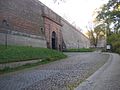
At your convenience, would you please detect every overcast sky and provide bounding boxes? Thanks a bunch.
[39,0,108,33]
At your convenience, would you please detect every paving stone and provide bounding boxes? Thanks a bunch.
[0,52,109,90]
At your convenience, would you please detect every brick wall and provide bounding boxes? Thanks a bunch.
[0,33,46,47]
[0,0,45,35]
[43,12,62,51]
[0,0,90,49]
[0,0,47,47]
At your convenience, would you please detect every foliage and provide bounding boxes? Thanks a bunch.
[95,0,120,54]
[0,45,67,63]
[107,33,120,44]
[112,41,120,54]
[107,34,120,54]
[96,0,120,34]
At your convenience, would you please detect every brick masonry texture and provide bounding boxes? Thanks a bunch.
[0,33,46,47]
[0,0,46,47]
[0,0,90,49]
[0,0,44,36]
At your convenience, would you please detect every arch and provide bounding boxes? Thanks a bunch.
[51,31,57,49]
[2,20,9,27]
[2,20,7,25]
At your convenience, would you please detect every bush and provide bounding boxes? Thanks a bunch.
[107,34,120,54]
[112,41,120,54]
[116,48,120,54]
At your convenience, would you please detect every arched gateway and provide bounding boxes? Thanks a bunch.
[51,31,57,49]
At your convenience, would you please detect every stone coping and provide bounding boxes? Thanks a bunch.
[0,59,42,69]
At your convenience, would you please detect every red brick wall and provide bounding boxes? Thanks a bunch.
[0,0,44,36]
[0,0,63,50]
[0,0,47,47]
[44,17,62,51]
[0,12,44,36]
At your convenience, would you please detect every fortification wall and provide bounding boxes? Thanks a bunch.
[0,33,46,47]
[0,0,90,49]
[61,19,90,49]
[0,0,47,47]
[43,6,62,50]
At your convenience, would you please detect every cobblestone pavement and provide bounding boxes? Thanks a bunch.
[75,53,120,90]
[0,52,109,90]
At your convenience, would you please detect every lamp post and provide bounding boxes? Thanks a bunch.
[93,33,97,48]
[2,20,9,48]
[86,40,87,48]
[5,24,9,49]
[77,40,79,50]
[105,24,107,51]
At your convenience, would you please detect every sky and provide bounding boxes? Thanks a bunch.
[39,0,108,33]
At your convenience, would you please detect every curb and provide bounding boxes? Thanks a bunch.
[75,53,113,90]
[0,59,42,69]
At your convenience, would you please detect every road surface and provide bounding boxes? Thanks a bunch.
[75,53,120,90]
[0,52,109,90]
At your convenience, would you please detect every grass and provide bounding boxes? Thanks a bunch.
[0,45,67,74]
[64,48,95,52]
[0,45,67,63]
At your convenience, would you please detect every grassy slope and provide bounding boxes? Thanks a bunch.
[0,45,67,63]
[64,48,95,52]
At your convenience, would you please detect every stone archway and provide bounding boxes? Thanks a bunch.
[51,31,57,49]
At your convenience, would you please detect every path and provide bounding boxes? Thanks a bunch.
[75,53,120,90]
[0,52,109,90]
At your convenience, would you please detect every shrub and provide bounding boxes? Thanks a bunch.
[107,34,120,54]
[112,41,120,54]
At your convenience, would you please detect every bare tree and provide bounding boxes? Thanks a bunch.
[86,23,106,47]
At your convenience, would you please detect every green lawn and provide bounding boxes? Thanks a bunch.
[0,45,67,63]
[64,48,95,52]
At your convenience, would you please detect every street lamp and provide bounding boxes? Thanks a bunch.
[2,20,9,48]
[93,33,97,48]
[105,24,107,51]
[77,40,79,50]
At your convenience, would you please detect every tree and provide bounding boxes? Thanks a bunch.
[96,0,120,54]
[96,0,120,34]
[87,24,106,47]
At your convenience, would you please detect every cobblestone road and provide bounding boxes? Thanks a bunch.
[75,53,120,90]
[0,52,109,90]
